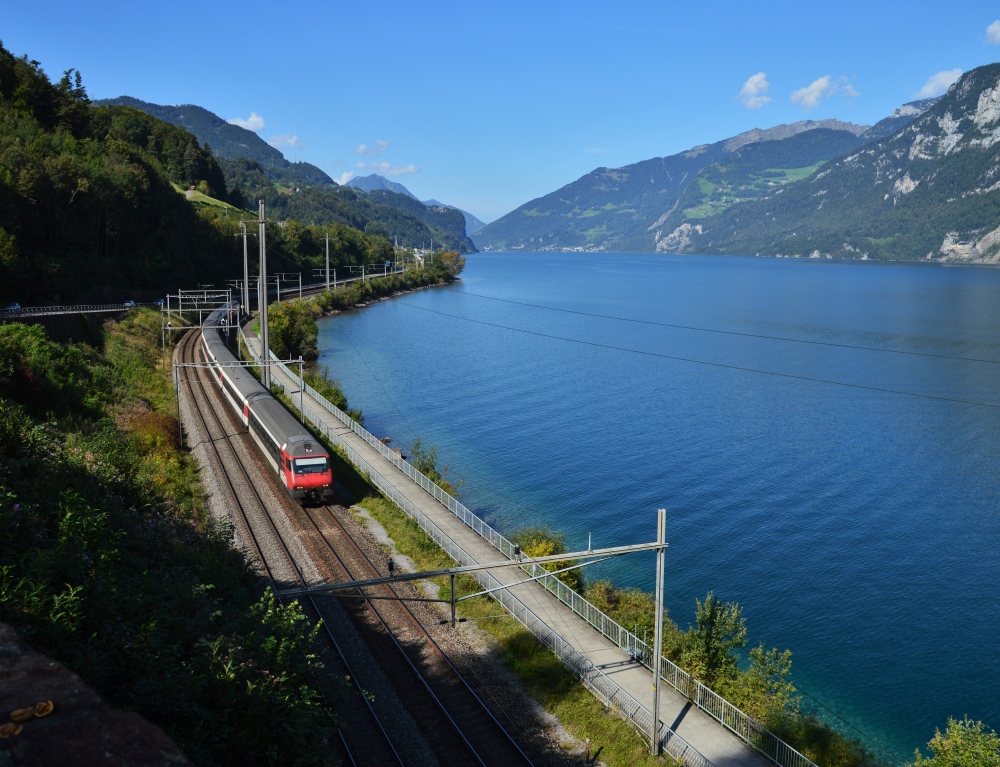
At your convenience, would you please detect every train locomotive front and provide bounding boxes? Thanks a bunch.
[201,304,335,504]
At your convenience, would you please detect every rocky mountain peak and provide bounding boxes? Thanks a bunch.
[723,119,869,152]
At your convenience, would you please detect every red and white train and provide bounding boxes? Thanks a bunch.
[201,304,335,504]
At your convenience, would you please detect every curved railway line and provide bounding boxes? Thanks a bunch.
[177,326,538,767]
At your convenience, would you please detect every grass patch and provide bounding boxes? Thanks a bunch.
[763,162,825,183]
[351,493,679,766]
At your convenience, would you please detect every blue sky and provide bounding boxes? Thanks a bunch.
[5,1,1000,222]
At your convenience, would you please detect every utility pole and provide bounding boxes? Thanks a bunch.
[238,221,250,319]
[258,200,271,390]
[650,508,667,756]
[324,232,331,293]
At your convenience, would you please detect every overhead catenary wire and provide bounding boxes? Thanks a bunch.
[448,288,1000,366]
[396,300,1000,411]
[331,297,916,761]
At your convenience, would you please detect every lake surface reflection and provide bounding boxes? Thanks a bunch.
[316,252,1000,761]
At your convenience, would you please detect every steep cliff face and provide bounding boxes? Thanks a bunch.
[665,64,1000,262]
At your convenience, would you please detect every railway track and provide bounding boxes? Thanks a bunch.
[304,504,535,767]
[177,328,404,766]
[176,327,536,766]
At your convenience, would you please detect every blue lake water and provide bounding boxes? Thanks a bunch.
[315,252,1000,762]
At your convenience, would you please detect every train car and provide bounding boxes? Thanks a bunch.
[201,304,335,504]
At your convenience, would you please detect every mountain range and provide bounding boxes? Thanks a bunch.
[655,64,1000,261]
[469,80,1000,263]
[96,98,477,253]
[347,174,487,235]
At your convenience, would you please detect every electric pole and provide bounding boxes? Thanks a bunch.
[238,221,250,319]
[651,508,667,755]
[259,200,272,390]
[324,232,331,293]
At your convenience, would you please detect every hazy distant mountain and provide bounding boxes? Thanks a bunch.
[346,174,418,198]
[96,96,335,186]
[659,65,1000,262]
[95,99,476,252]
[472,106,939,253]
[346,175,486,236]
[423,199,487,235]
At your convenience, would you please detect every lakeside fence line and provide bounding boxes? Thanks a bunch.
[241,326,816,767]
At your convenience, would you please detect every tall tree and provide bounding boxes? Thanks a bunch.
[682,591,747,687]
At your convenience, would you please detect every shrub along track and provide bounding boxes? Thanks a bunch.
[176,327,548,766]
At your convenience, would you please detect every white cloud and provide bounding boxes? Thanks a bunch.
[917,69,963,98]
[267,133,304,151]
[987,20,1000,44]
[842,82,860,99]
[227,111,265,132]
[790,76,834,110]
[355,140,390,156]
[355,161,418,176]
[739,72,772,109]
[583,146,608,154]
[335,172,355,185]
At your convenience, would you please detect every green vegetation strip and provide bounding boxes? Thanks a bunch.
[0,310,334,766]
[353,495,677,767]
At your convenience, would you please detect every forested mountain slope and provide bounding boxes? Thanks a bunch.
[662,64,1000,262]
[472,119,877,253]
[651,128,867,241]
[99,99,476,253]
[0,45,238,302]
[98,96,334,186]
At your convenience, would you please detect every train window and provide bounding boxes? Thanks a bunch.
[293,457,328,475]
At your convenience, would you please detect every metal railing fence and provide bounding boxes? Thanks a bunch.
[241,328,816,767]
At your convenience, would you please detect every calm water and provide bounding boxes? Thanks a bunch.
[316,253,1000,761]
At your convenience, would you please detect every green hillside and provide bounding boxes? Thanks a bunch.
[0,46,238,303]
[98,96,334,186]
[663,64,1000,262]
[100,98,476,253]
[473,141,732,252]
[0,41,463,305]
[653,128,865,238]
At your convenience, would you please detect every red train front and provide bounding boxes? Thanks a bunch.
[281,434,335,503]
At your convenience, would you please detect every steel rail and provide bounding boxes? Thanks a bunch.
[308,504,535,767]
[178,329,403,767]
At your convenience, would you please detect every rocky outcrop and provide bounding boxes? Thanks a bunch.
[937,225,1000,262]
[0,623,192,767]
[655,222,703,252]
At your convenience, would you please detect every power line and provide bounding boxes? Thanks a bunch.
[396,300,1000,410]
[448,288,1000,366]
[344,334,422,446]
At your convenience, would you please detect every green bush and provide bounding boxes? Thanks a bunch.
[0,316,336,766]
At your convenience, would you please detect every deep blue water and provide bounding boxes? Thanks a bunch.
[316,252,1000,762]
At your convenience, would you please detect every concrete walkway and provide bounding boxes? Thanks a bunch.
[244,331,772,767]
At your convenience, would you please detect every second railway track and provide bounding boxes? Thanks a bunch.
[176,326,537,767]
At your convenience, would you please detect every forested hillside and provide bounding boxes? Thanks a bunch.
[0,41,470,305]
[652,128,866,238]
[99,98,477,254]
[662,64,1000,261]
[472,110,951,254]
[98,96,335,186]
[0,43,238,303]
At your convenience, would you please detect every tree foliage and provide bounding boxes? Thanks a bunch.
[0,314,336,766]
[911,718,1000,767]
[510,526,585,592]
[410,436,462,497]
[680,591,748,687]
[0,40,234,304]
